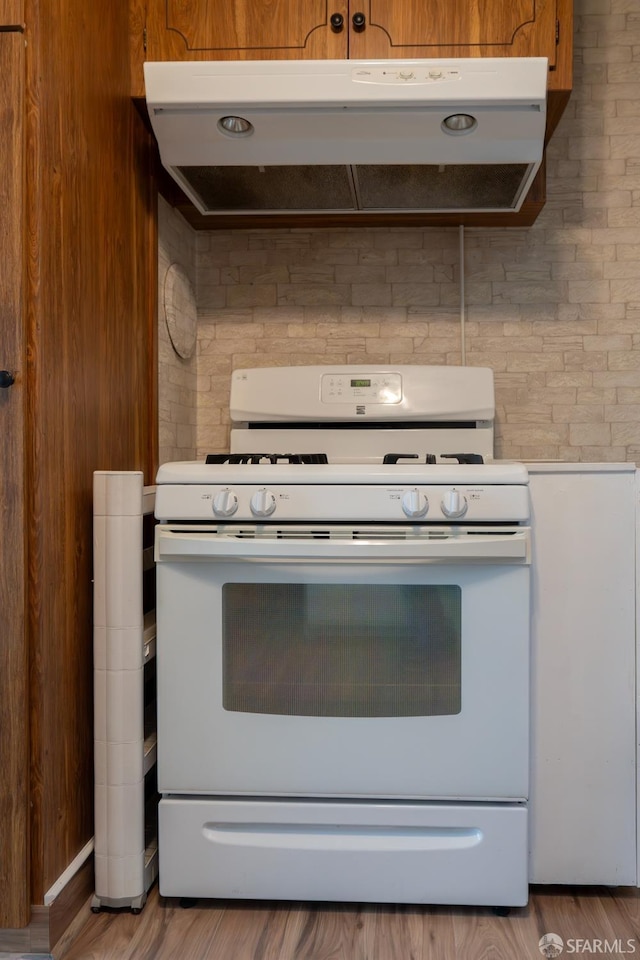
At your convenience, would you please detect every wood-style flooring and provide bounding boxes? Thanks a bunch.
[59,885,639,960]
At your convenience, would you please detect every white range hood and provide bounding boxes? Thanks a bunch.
[144,57,548,217]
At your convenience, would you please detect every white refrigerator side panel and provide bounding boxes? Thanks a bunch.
[528,468,637,884]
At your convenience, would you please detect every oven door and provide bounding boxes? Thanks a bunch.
[155,525,530,802]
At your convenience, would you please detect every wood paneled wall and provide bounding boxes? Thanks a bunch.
[23,0,157,903]
[0,28,29,929]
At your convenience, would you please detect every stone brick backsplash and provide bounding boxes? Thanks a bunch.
[158,198,198,464]
[157,0,640,464]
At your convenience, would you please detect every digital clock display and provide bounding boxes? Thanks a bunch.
[351,379,371,387]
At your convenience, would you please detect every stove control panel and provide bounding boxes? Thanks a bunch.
[159,482,530,524]
[320,372,402,404]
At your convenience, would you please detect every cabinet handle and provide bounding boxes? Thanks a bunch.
[352,11,366,30]
[0,370,15,388]
[330,12,344,31]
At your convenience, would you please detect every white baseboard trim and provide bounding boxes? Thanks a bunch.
[43,839,94,906]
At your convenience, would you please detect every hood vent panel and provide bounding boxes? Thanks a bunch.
[177,165,356,212]
[146,58,548,218]
[176,163,533,214]
[358,164,531,211]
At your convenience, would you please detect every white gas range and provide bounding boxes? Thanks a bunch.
[154,365,531,907]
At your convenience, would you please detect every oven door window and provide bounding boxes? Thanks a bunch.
[222,583,461,718]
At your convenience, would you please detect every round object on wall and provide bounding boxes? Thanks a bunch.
[163,262,197,360]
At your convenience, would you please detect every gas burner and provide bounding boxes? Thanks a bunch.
[383,453,419,464]
[383,454,436,464]
[205,452,329,465]
[441,453,484,464]
[382,453,484,465]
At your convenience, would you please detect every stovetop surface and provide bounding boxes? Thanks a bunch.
[156,458,529,487]
[206,452,486,465]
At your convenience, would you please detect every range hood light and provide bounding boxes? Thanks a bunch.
[218,116,254,137]
[442,114,478,135]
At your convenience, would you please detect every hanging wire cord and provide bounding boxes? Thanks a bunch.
[459,224,466,366]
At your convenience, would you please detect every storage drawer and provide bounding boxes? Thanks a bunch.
[159,797,528,906]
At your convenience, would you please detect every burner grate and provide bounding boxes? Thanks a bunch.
[383,454,439,464]
[383,453,484,464]
[441,453,484,464]
[206,452,485,465]
[206,452,329,465]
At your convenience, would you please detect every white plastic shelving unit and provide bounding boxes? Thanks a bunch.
[92,471,158,912]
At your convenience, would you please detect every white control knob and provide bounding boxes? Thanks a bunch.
[212,489,238,518]
[250,488,277,517]
[402,488,429,519]
[441,489,468,519]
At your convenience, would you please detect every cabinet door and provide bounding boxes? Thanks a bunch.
[0,29,29,928]
[145,0,348,63]
[349,0,558,68]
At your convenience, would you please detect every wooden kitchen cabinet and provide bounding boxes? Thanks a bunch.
[135,0,572,106]
[351,0,558,64]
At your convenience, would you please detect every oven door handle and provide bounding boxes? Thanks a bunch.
[156,529,531,564]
